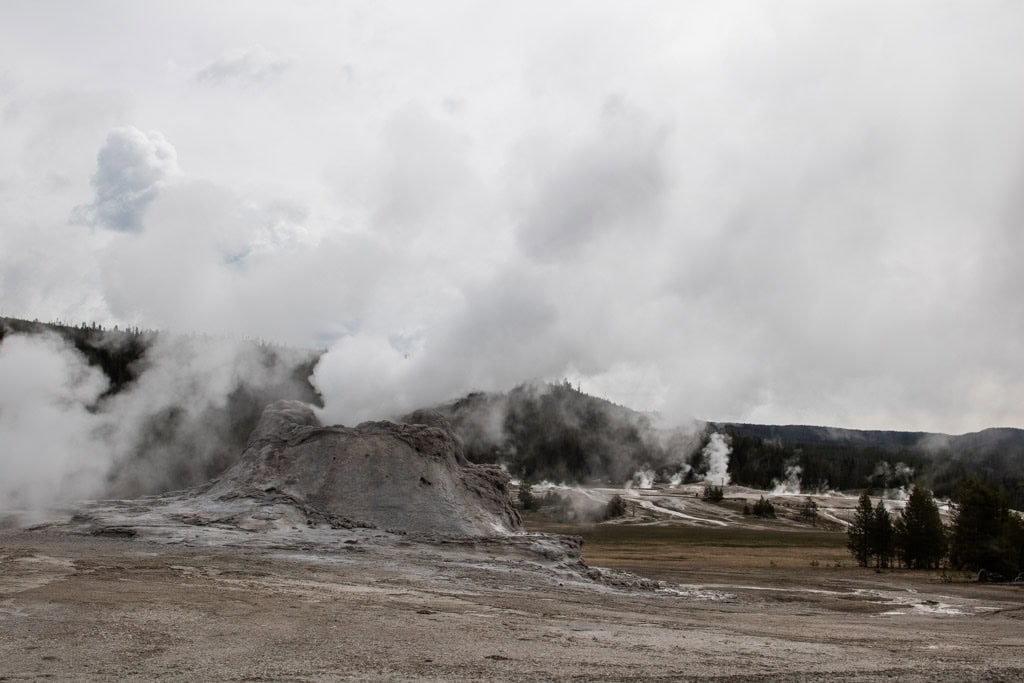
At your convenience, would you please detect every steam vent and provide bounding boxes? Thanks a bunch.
[207,401,522,536]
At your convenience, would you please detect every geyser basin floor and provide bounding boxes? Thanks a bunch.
[2,526,1023,682]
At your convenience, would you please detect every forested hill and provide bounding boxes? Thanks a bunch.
[428,382,693,485]
[716,421,1024,456]
[1,316,151,394]
[432,384,1024,508]
[712,422,1024,507]
[0,316,320,401]
[713,423,934,451]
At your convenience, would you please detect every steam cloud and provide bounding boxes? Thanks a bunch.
[871,461,915,500]
[433,381,706,486]
[4,5,1022,436]
[0,334,110,511]
[3,4,1024,512]
[529,482,610,522]
[772,464,803,495]
[195,45,290,87]
[701,433,732,486]
[73,127,180,232]
[0,330,316,512]
[626,466,656,490]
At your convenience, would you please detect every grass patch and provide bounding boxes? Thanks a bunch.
[526,518,850,580]
[530,519,845,549]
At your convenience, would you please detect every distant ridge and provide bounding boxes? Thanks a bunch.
[434,386,1024,507]
[715,421,1024,457]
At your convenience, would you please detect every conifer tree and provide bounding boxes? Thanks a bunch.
[847,491,873,567]
[894,485,945,569]
[800,497,819,526]
[950,478,1016,575]
[871,500,894,568]
[752,496,775,518]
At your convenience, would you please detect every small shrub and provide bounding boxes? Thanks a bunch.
[752,496,775,518]
[701,485,724,503]
[604,494,627,520]
[800,497,819,525]
[518,483,538,511]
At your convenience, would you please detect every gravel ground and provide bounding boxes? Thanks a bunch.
[1,526,1023,682]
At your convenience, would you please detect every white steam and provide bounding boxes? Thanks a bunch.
[701,433,732,486]
[885,486,911,502]
[771,464,803,495]
[0,334,110,510]
[3,5,1024,435]
[530,481,610,522]
[625,466,656,490]
[871,460,915,500]
[0,331,316,512]
[99,334,315,496]
[668,465,691,488]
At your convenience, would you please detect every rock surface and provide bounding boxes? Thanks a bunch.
[206,400,522,536]
[54,401,523,541]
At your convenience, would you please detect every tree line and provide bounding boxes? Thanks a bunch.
[1,317,152,394]
[723,432,927,496]
[437,384,1024,508]
[723,425,1024,510]
[847,478,1024,578]
[441,382,937,492]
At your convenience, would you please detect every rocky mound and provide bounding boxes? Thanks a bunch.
[204,401,522,536]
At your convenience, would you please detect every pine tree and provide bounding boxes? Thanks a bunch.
[894,485,946,569]
[517,483,537,511]
[800,497,819,526]
[604,494,627,520]
[1004,514,1024,577]
[702,485,724,503]
[871,501,894,568]
[950,478,1014,575]
[752,496,775,518]
[847,491,873,567]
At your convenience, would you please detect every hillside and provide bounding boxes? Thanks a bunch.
[0,316,151,395]
[0,316,322,499]
[717,422,1024,506]
[718,421,1024,459]
[4,316,1023,507]
[427,381,701,485]
[432,384,1024,508]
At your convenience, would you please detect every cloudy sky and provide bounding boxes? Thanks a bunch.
[2,1,1024,433]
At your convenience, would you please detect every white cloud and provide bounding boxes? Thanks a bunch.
[0,334,109,509]
[75,127,179,232]
[510,97,670,261]
[2,3,1024,432]
[195,45,290,87]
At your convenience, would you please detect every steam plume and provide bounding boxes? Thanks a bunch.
[772,464,803,495]
[870,460,915,500]
[0,329,317,512]
[626,466,656,490]
[701,433,732,486]
[0,334,109,511]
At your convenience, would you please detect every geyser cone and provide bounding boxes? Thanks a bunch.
[207,401,522,536]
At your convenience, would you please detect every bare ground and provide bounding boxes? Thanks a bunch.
[2,517,1023,682]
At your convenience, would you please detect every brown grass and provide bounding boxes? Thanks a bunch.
[526,517,865,585]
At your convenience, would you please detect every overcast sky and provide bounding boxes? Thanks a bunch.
[2,1,1024,433]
